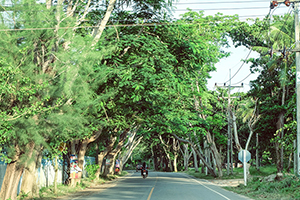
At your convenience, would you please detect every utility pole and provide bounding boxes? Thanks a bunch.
[215,69,243,175]
[270,0,300,176]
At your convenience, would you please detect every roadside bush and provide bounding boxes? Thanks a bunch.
[85,164,100,180]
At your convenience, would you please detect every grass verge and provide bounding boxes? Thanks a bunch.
[185,165,300,200]
[224,175,300,200]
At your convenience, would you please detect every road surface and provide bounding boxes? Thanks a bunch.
[70,171,251,200]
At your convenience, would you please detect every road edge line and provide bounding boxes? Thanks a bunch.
[181,173,231,200]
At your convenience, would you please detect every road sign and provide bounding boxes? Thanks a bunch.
[238,150,251,163]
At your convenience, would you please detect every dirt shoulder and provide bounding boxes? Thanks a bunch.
[54,172,133,200]
[206,179,244,187]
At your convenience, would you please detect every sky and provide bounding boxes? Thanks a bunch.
[171,0,292,92]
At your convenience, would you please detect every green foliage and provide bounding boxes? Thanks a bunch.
[85,164,100,181]
[227,175,300,200]
[1,0,284,198]
[18,191,29,200]
[228,11,296,170]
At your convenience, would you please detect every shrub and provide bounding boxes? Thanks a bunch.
[85,164,100,180]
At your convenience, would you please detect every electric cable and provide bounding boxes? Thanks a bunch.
[215,8,273,85]
[270,6,293,48]
[3,14,281,24]
[0,5,290,13]
[173,0,271,5]
[233,55,296,86]
[268,5,279,47]
[0,1,277,7]
[0,13,284,32]
[220,5,292,86]
[232,73,252,85]
[0,1,293,89]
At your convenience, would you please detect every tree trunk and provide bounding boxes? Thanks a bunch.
[181,144,190,171]
[76,139,89,182]
[0,160,24,200]
[193,79,223,176]
[181,144,188,171]
[103,148,122,176]
[206,132,223,177]
[69,130,102,185]
[172,138,180,172]
[46,0,52,9]
[95,151,107,178]
[54,155,58,194]
[204,141,209,175]
[102,131,127,176]
[211,152,217,176]
[163,149,172,171]
[192,147,199,172]
[159,135,173,172]
[160,155,164,170]
[173,152,178,172]
[256,132,260,171]
[173,133,218,177]
[152,145,159,171]
[0,152,24,200]
[276,113,284,173]
[231,112,242,152]
[95,136,117,179]
[91,0,117,48]
[0,143,35,200]
[103,152,116,176]
[20,148,42,198]
[287,152,293,173]
[119,136,143,172]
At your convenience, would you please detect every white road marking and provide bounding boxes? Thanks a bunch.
[181,174,231,200]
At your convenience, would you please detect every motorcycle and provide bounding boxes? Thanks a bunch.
[142,168,148,179]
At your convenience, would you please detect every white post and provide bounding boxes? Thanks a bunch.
[243,150,247,186]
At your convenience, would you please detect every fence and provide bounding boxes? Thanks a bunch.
[0,156,95,194]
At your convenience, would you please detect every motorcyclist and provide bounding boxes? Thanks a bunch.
[141,162,148,176]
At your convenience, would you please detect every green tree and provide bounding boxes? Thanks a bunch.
[229,13,296,173]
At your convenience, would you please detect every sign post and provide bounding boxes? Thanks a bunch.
[238,150,251,186]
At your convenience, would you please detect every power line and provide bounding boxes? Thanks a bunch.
[2,12,288,32]
[2,13,282,24]
[173,6,284,12]
[173,0,271,5]
[267,6,279,47]
[0,23,164,31]
[227,5,294,89]
[232,73,253,85]
[233,49,297,86]
[271,6,293,48]
[221,5,292,85]
[0,20,248,31]
[226,48,253,83]
[0,1,276,7]
[217,8,273,85]
[0,5,290,13]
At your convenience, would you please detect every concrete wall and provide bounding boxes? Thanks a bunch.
[0,160,7,192]
[0,156,95,193]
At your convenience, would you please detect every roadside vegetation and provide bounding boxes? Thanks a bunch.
[226,175,300,200]
[185,165,300,200]
[27,171,128,200]
[185,164,277,179]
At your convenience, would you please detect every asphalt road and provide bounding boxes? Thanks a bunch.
[71,171,252,200]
